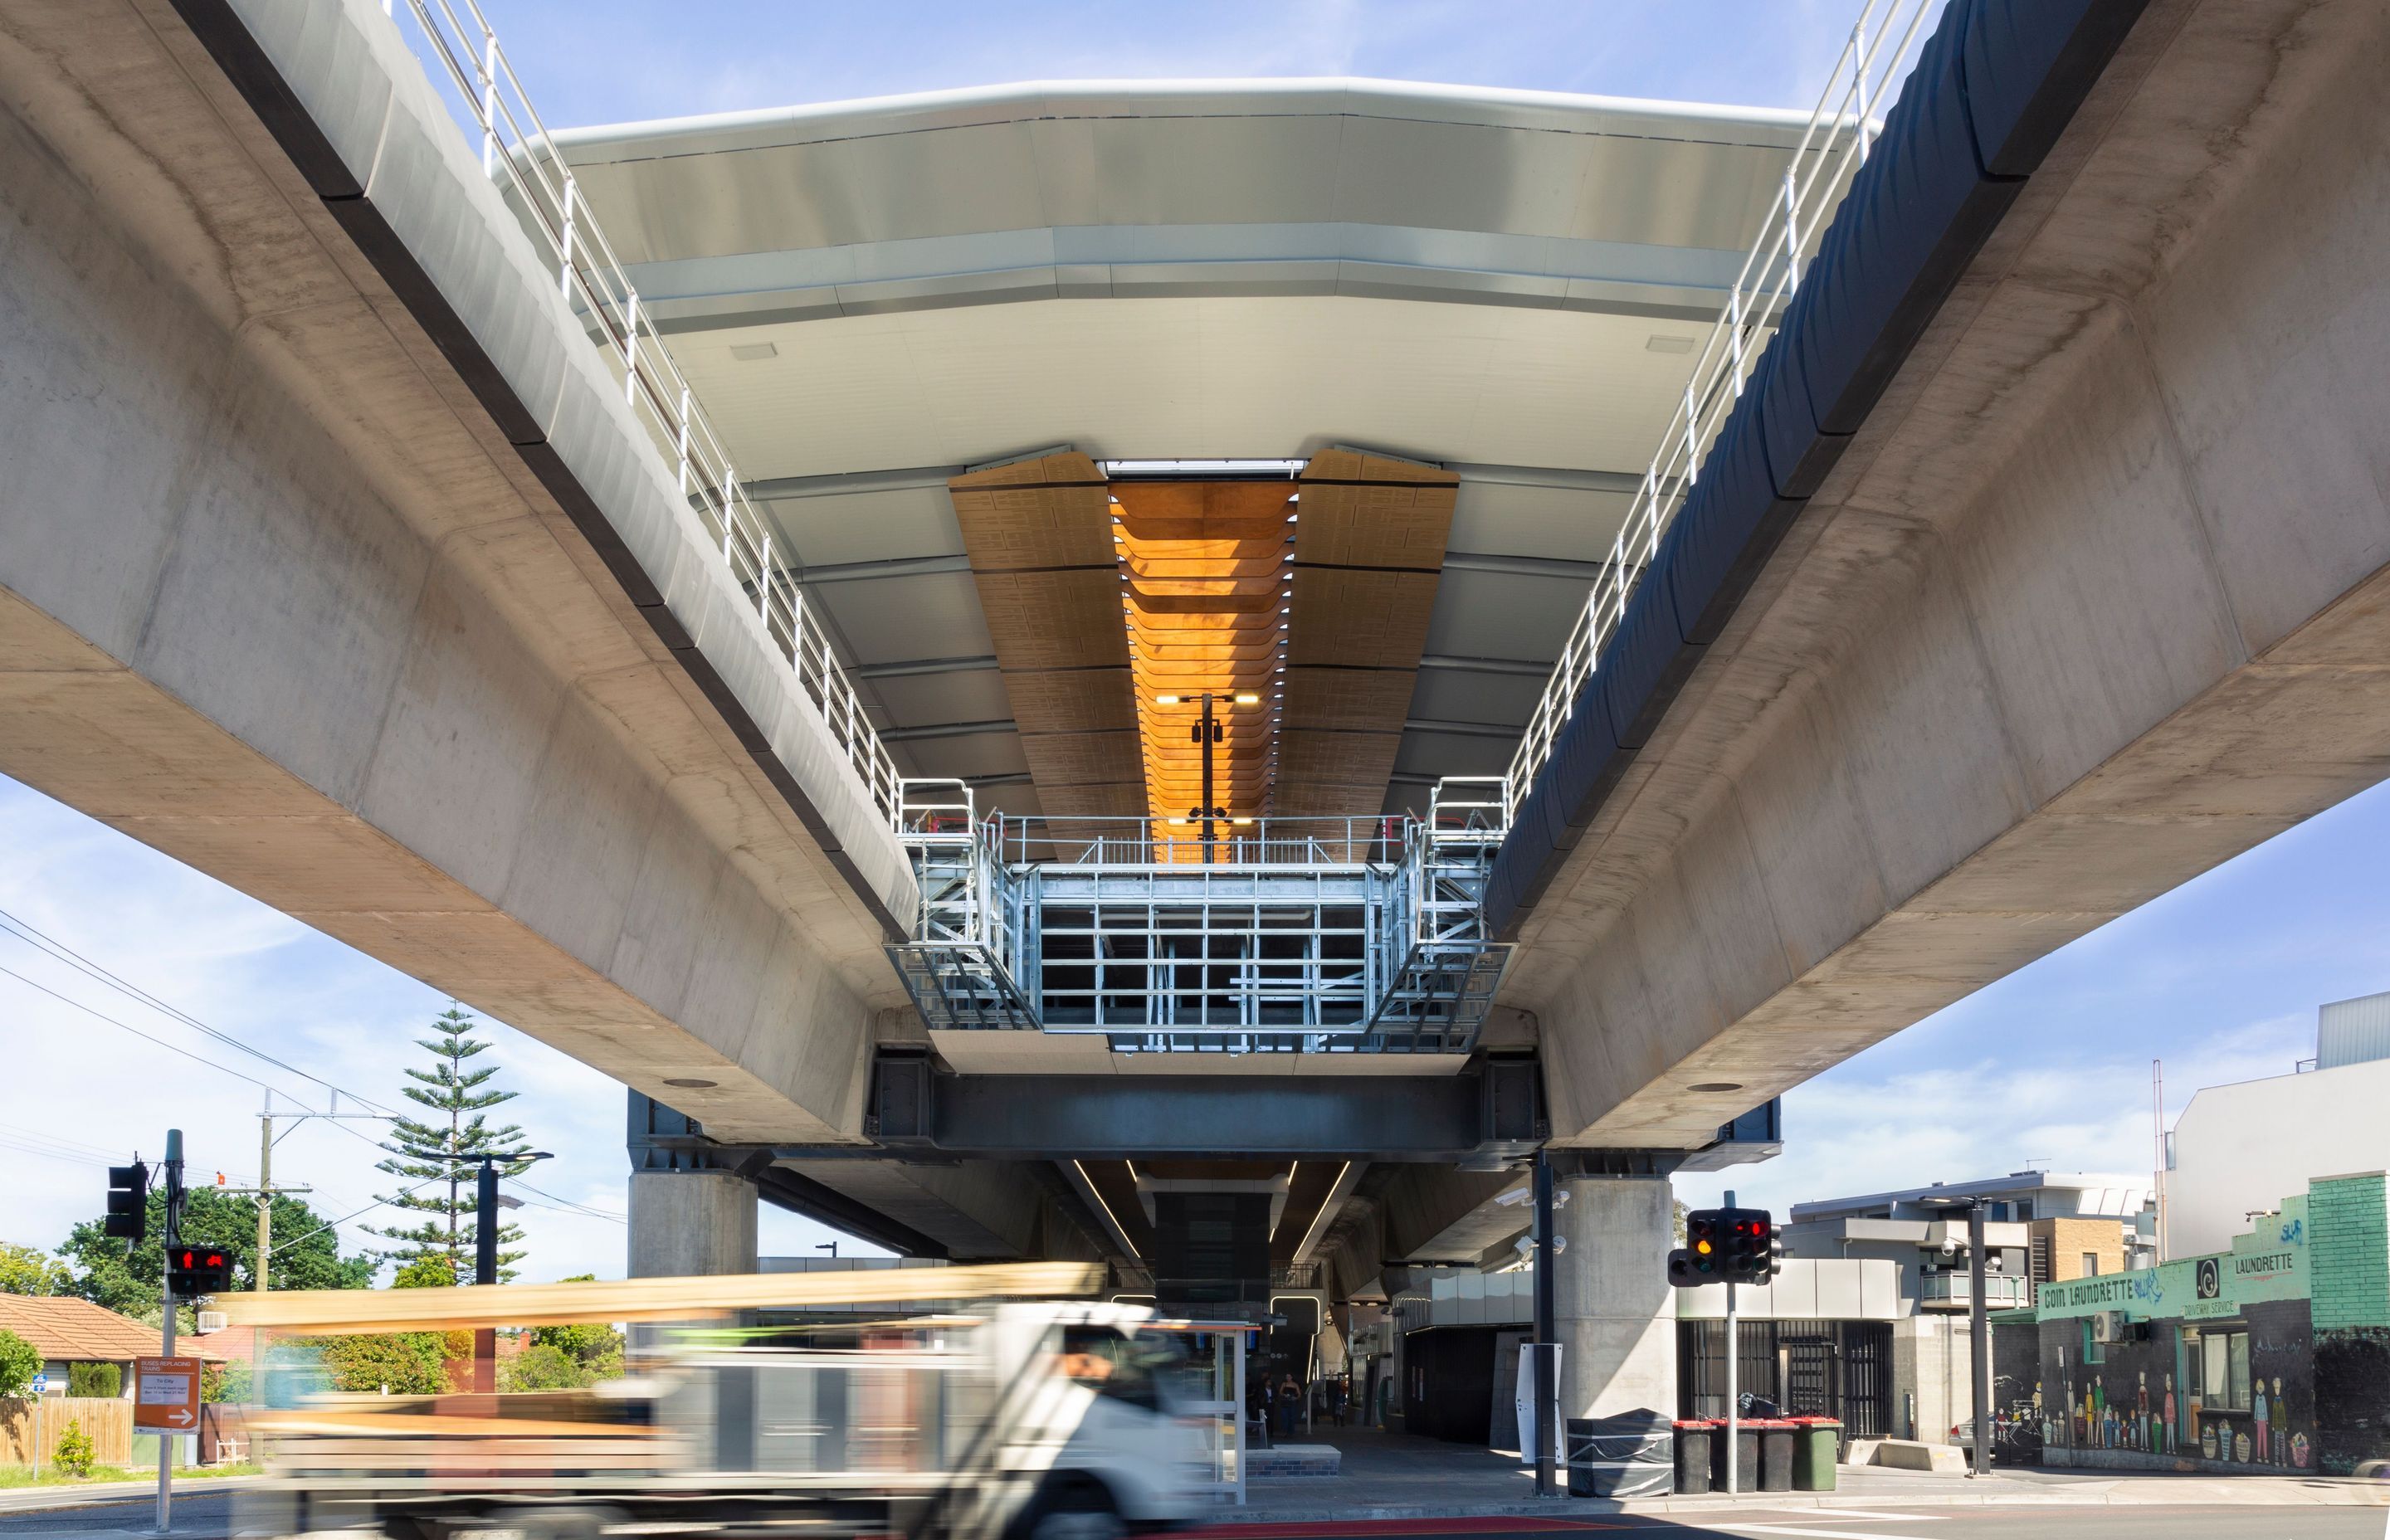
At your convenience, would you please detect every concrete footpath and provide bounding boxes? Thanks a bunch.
[0,1479,258,1516]
[1212,1428,2390,1523]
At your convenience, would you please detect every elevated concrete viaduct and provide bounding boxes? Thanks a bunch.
[5,0,2388,1444]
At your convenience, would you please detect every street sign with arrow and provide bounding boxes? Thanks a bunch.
[134,1356,200,1431]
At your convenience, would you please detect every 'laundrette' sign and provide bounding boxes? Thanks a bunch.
[2036,1196,2308,1323]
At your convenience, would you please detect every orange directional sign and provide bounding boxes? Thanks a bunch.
[134,1356,200,1430]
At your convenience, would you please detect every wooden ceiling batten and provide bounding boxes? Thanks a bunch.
[1282,450,1460,819]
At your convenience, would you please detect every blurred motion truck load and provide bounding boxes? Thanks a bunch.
[222,1266,1212,1540]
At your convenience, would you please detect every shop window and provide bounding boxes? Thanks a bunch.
[2201,1329,2251,1412]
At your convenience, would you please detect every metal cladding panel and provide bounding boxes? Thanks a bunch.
[1814,1259,1866,1321]
[1481,801,1544,939]
[1753,283,1845,500]
[223,0,385,196]
[1785,0,2022,438]
[1661,369,1807,646]
[2319,990,2390,1070]
[1597,569,1700,751]
[1546,678,1627,836]
[1963,0,2151,178]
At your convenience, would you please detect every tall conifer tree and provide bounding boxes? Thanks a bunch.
[369,1006,534,1280]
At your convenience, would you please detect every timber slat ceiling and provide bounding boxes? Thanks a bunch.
[1282,450,1457,817]
[953,448,1454,839]
[1115,480,1294,850]
[949,453,1139,823]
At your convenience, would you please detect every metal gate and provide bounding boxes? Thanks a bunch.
[1677,1320,1890,1443]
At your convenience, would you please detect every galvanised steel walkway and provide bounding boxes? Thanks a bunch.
[887,781,1512,1055]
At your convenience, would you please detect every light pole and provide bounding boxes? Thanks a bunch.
[472,1151,551,1394]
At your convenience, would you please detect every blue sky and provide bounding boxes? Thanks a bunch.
[7,0,2384,1280]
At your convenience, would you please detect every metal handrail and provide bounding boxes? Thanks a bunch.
[392,0,903,821]
[1500,0,1936,813]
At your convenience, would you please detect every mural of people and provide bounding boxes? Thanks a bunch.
[2137,1371,2151,1451]
[2254,1376,2270,1463]
[2162,1372,2177,1455]
[2270,1377,2290,1467]
[2093,1375,2108,1448]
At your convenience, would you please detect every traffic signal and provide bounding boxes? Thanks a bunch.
[1670,1206,1781,1286]
[105,1162,149,1240]
[1719,1207,1780,1283]
[167,1245,235,1298]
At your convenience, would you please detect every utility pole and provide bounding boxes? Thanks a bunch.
[1531,1149,1556,1498]
[1968,1201,1991,1478]
[214,1093,315,1294]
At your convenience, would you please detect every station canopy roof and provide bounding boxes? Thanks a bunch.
[552,79,1823,822]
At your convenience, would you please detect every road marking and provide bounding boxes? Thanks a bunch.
[1785,1510,1944,1523]
[1710,1526,1946,1540]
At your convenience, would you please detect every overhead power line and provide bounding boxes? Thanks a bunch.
[0,907,399,1115]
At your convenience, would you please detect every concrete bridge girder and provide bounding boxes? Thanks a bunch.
[0,0,912,1144]
[1515,0,2390,1148]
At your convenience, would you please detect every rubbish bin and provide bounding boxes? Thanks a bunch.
[1746,1418,1793,1491]
[1788,1416,1841,1491]
[1672,1420,1714,1494]
[1567,1410,1672,1497]
[1709,1420,1759,1491]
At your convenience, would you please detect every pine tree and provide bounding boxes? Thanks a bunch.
[368,1006,534,1280]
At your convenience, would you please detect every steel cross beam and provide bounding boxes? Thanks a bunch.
[856,1051,1544,1161]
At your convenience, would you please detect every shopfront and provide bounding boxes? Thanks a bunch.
[2028,1177,2388,1474]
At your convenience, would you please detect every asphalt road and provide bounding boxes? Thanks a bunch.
[2,1497,2384,1540]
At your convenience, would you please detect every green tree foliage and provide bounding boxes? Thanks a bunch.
[57,1187,374,1315]
[0,1241,71,1296]
[0,1328,38,1397]
[500,1342,587,1391]
[501,1274,624,1390]
[52,1418,95,1477]
[66,1362,120,1398]
[368,1006,534,1282]
[202,1359,252,1404]
[315,1333,449,1396]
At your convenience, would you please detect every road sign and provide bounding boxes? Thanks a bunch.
[133,1357,200,1431]
[27,1371,45,1396]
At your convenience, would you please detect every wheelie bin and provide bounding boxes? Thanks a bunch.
[1753,1418,1797,1492]
[1789,1416,1841,1490]
[1672,1420,1714,1494]
[1708,1420,1759,1491]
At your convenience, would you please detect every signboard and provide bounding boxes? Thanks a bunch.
[2036,1196,2309,1324]
[27,1371,44,1396]
[133,1356,199,1431]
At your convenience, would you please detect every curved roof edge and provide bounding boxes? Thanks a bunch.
[551,76,1822,163]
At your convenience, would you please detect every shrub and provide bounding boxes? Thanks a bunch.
[53,1418,95,1477]
[500,1342,588,1392]
[316,1333,449,1396]
[0,1329,37,1398]
[67,1362,120,1399]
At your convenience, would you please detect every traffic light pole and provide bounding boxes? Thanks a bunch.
[155,1128,182,1535]
[1723,1187,1738,1497]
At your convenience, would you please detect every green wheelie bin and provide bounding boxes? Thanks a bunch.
[1789,1416,1842,1491]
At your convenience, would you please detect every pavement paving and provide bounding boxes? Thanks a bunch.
[1215,1426,2390,1524]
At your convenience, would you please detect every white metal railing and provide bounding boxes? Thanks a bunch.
[1500,0,1937,813]
[391,0,902,821]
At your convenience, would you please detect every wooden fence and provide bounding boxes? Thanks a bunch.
[0,1396,134,1468]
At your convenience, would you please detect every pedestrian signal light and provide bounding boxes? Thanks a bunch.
[105,1162,149,1241]
[168,1246,235,1298]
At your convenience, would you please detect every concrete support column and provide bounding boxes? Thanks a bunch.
[628,1171,759,1278]
[1554,1176,1676,1418]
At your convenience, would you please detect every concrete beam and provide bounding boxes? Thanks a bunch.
[0,0,907,1142]
[1510,0,2390,1146]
